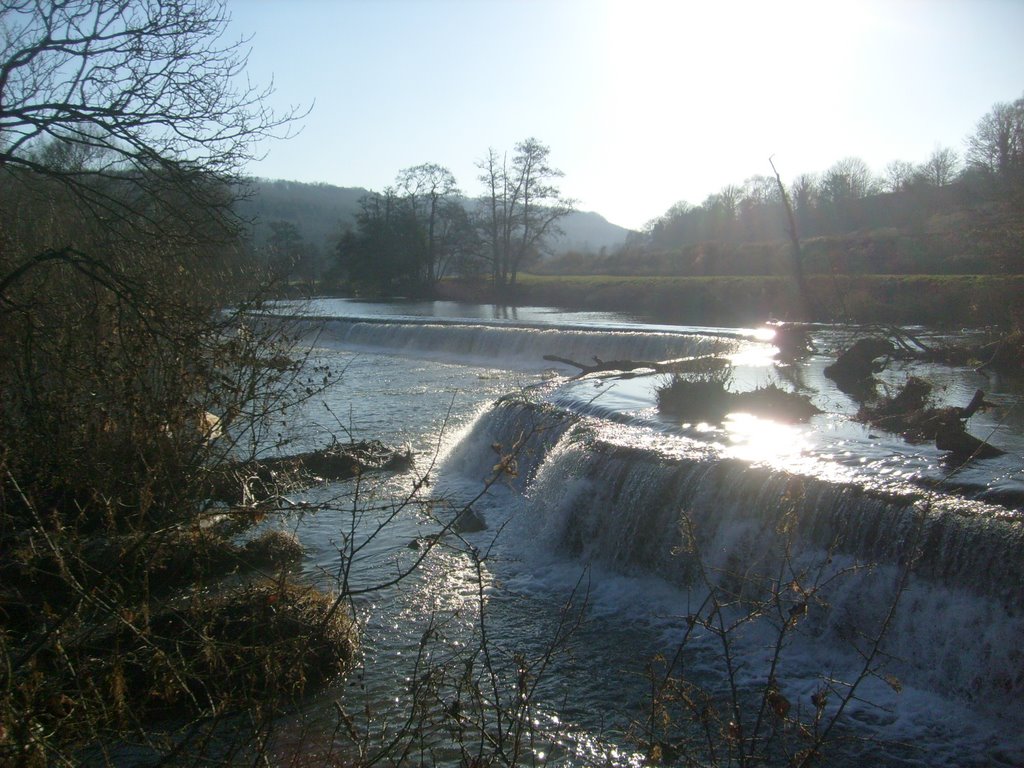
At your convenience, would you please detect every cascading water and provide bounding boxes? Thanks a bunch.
[452,397,1024,711]
[270,300,1023,766]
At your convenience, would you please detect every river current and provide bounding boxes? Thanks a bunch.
[253,298,1022,767]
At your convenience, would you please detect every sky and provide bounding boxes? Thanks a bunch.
[226,0,1024,231]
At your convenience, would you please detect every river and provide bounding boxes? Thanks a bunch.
[252,298,1023,767]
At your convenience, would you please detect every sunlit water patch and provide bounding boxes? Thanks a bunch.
[250,301,1024,767]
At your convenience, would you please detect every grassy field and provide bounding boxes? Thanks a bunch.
[439,274,1024,327]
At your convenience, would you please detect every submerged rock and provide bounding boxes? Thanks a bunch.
[771,323,815,360]
[452,507,486,533]
[824,337,895,398]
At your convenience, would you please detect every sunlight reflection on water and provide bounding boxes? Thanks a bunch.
[721,411,811,464]
[260,302,1024,767]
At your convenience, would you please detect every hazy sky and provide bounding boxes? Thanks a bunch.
[227,0,1024,230]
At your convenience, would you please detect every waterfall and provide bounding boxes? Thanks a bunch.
[439,395,579,492]
[456,398,1024,601]
[448,396,1024,707]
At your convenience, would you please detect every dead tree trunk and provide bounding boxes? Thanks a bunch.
[770,157,819,322]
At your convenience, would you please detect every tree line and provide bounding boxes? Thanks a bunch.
[330,138,575,294]
[270,92,1023,291]
[541,93,1024,278]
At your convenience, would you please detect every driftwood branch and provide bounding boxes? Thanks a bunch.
[544,354,725,380]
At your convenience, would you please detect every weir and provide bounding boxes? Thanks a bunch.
[444,396,1024,707]
[274,302,1024,763]
[292,315,733,368]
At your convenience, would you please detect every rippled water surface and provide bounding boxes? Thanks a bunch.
[256,299,1023,767]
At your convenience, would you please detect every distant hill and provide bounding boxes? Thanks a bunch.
[239,178,631,256]
[238,178,367,250]
[548,209,630,254]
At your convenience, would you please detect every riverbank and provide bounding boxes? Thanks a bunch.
[435,274,1024,328]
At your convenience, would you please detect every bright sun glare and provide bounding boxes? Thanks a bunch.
[723,411,810,464]
[597,0,872,223]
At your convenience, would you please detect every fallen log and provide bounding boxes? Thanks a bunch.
[936,426,1006,460]
[956,389,989,420]
[858,379,1003,460]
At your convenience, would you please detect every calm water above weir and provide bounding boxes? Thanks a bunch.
[260,298,1023,767]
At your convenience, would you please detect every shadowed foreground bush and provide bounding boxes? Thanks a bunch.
[96,581,356,716]
[1,580,356,764]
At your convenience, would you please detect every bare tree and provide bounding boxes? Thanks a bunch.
[395,162,461,286]
[789,172,818,234]
[0,0,300,245]
[918,146,960,187]
[965,95,1024,174]
[820,157,877,204]
[477,146,508,285]
[743,174,781,206]
[476,138,574,288]
[882,159,916,193]
[697,184,743,241]
[962,94,1024,275]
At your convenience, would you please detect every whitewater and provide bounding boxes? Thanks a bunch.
[258,298,1023,767]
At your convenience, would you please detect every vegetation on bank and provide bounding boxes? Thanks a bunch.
[0,2,368,763]
[328,140,575,295]
[268,92,1024,331]
[537,227,1013,279]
